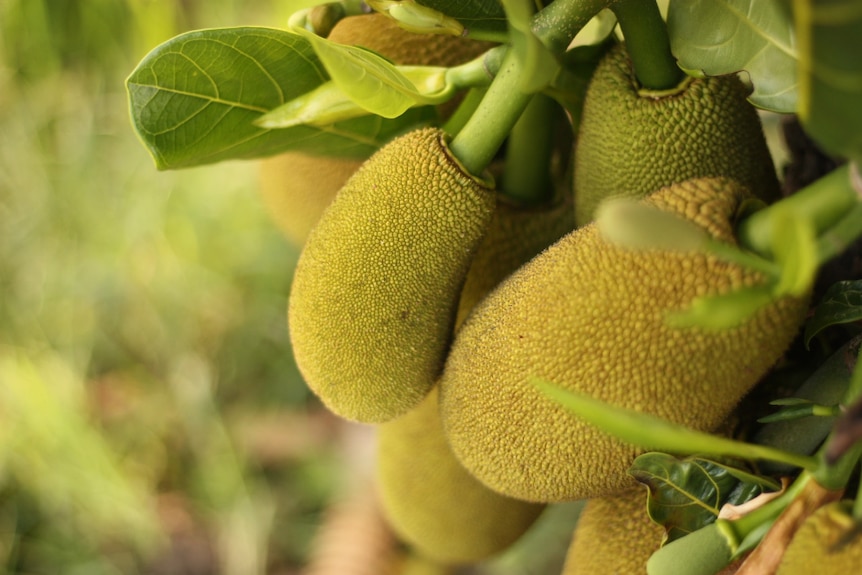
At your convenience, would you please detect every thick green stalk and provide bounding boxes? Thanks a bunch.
[611,0,685,90]
[450,0,614,175]
[502,93,556,204]
[449,49,531,176]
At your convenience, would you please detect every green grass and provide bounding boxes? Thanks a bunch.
[0,1,340,573]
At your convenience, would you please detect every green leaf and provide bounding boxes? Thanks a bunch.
[667,0,798,112]
[757,398,840,423]
[665,284,776,330]
[532,378,818,470]
[796,0,862,162]
[804,280,862,345]
[596,198,709,252]
[772,208,818,296]
[630,453,775,543]
[127,27,431,169]
[412,0,509,35]
[298,27,433,117]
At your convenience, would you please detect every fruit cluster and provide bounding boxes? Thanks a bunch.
[267,13,815,575]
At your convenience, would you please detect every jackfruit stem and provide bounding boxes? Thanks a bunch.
[611,0,685,91]
[450,0,614,175]
[739,164,861,259]
[502,93,556,205]
[449,50,532,176]
[533,0,616,54]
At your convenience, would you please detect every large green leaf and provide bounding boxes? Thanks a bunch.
[796,0,862,162]
[804,280,862,345]
[667,0,798,112]
[127,27,431,169]
[630,453,777,544]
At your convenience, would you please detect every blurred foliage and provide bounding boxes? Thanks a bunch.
[0,1,347,573]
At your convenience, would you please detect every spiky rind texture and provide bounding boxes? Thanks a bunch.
[289,128,496,423]
[377,387,544,564]
[456,196,575,329]
[777,501,862,574]
[573,43,780,226]
[439,177,808,502]
[562,488,664,575]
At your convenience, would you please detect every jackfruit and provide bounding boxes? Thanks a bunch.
[776,501,862,574]
[377,386,545,563]
[456,195,575,328]
[439,177,808,502]
[258,13,494,246]
[572,42,780,226]
[561,488,663,575]
[288,127,495,423]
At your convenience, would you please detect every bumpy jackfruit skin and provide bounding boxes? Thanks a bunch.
[288,128,495,423]
[377,386,545,564]
[439,177,809,502]
[259,153,362,246]
[561,488,664,575]
[777,501,862,575]
[257,14,493,246]
[572,43,780,226]
[455,196,576,328]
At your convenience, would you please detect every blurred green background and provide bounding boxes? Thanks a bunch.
[0,1,354,573]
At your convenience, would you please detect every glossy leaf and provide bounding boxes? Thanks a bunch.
[630,453,776,543]
[804,280,862,345]
[796,0,862,162]
[126,27,431,169]
[667,0,798,112]
[532,379,818,470]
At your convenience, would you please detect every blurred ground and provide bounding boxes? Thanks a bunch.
[0,1,358,573]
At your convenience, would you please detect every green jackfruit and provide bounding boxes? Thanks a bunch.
[439,177,808,502]
[572,43,780,226]
[777,501,862,575]
[288,128,495,423]
[561,488,663,575]
[257,14,493,246]
[377,386,544,564]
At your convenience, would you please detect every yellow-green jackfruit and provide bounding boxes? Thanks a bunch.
[456,196,575,328]
[288,128,495,423]
[777,501,862,574]
[439,177,808,502]
[572,43,780,226]
[377,386,545,564]
[257,13,494,246]
[561,488,664,575]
